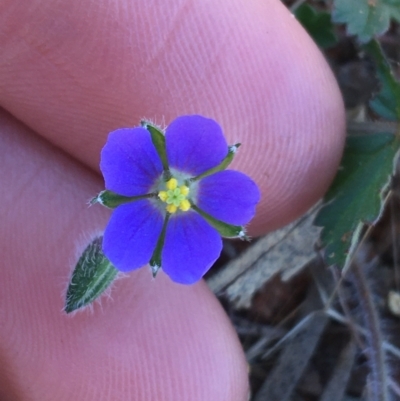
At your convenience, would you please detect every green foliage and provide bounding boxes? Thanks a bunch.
[315,38,400,269]
[364,40,400,120]
[65,237,118,313]
[315,133,400,269]
[295,4,338,48]
[332,0,400,43]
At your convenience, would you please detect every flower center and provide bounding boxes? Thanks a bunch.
[158,178,191,214]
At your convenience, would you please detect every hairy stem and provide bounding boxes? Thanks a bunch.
[351,261,388,401]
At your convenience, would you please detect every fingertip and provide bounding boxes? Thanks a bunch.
[0,110,249,401]
[226,0,346,235]
[0,0,345,236]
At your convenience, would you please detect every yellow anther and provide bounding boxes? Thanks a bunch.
[158,179,191,214]
[180,185,190,196]
[166,178,178,190]
[166,204,177,214]
[158,191,167,202]
[179,199,191,211]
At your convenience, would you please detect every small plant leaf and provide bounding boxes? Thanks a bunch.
[364,40,400,120]
[332,0,400,43]
[295,4,338,49]
[314,133,400,269]
[65,237,118,313]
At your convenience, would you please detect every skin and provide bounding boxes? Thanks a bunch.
[0,0,345,400]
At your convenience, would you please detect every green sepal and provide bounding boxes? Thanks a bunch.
[65,237,118,313]
[141,120,170,173]
[91,190,153,209]
[190,144,241,182]
[192,204,247,239]
[149,214,170,277]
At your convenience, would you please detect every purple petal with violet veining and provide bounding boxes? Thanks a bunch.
[100,127,163,196]
[103,200,163,272]
[162,211,222,284]
[165,115,228,177]
[197,170,260,226]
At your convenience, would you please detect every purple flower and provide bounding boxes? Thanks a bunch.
[97,115,260,284]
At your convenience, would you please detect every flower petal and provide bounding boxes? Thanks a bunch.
[196,170,260,225]
[165,115,228,177]
[100,127,163,196]
[103,200,163,272]
[162,212,222,284]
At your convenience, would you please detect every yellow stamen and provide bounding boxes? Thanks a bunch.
[179,199,191,211]
[166,204,177,214]
[158,191,167,202]
[180,186,189,196]
[166,178,178,190]
[158,179,191,214]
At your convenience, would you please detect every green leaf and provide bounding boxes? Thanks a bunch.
[65,237,118,313]
[332,0,400,43]
[364,40,400,120]
[192,205,247,239]
[314,133,400,269]
[295,4,338,49]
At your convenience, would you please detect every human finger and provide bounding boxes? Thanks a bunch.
[0,109,248,401]
[0,0,345,235]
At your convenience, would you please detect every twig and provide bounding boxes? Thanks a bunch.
[325,308,400,360]
[351,260,388,401]
[347,121,399,135]
[332,266,364,348]
[320,339,357,401]
[255,312,328,401]
[322,224,374,312]
[390,193,400,290]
